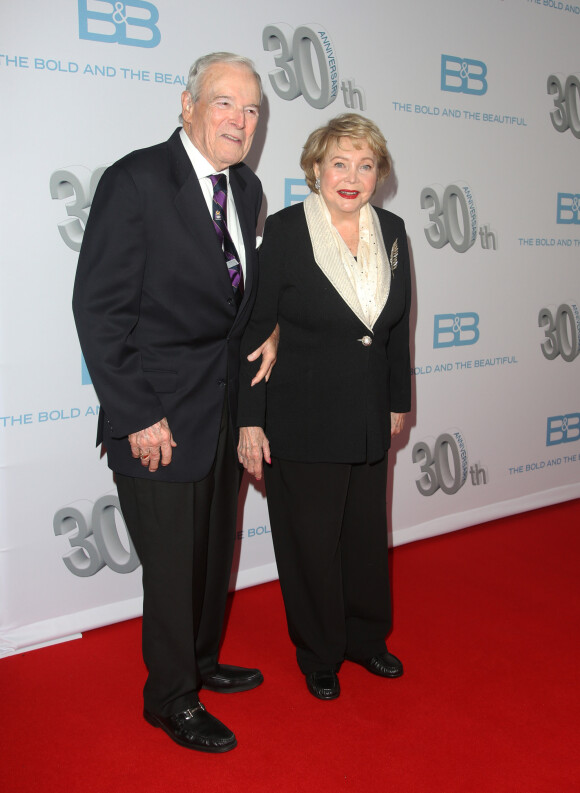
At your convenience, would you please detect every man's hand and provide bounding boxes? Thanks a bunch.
[247,324,279,386]
[128,417,177,472]
[238,426,271,480]
[391,412,405,437]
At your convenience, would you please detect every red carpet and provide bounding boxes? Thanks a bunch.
[1,499,579,792]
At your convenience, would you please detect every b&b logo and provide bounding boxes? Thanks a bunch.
[433,313,480,348]
[556,193,580,224]
[78,0,161,48]
[81,355,93,385]
[284,178,309,207]
[441,55,488,96]
[546,414,580,446]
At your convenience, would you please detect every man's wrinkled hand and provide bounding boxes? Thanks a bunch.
[128,417,177,472]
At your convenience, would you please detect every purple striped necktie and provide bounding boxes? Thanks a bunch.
[209,173,243,304]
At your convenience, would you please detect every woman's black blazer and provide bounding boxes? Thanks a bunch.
[238,201,411,464]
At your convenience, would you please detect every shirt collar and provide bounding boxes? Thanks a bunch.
[179,128,229,182]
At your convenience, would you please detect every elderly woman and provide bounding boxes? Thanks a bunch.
[237,113,411,700]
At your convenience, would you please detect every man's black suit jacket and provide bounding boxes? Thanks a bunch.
[238,201,411,464]
[73,128,263,482]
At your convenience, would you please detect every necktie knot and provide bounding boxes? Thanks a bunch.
[210,173,227,191]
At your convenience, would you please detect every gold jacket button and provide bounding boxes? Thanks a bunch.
[360,335,372,347]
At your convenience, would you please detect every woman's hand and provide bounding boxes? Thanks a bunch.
[238,426,271,480]
[390,412,405,437]
[247,324,280,386]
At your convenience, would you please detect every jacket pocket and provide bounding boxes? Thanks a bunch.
[143,369,178,393]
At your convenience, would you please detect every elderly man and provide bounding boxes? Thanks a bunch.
[73,53,275,753]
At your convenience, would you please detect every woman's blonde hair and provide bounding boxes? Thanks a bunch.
[300,113,391,193]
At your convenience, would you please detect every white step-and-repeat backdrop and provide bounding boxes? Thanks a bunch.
[1,0,579,656]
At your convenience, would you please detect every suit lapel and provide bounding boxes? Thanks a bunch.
[372,210,401,330]
[302,199,393,334]
[168,130,236,293]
